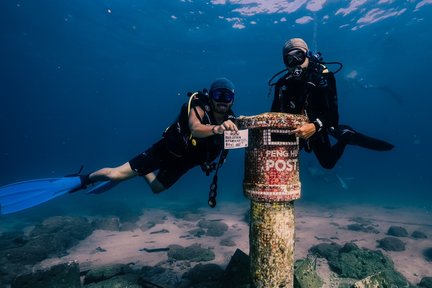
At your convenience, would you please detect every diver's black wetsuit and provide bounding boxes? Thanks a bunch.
[271,64,347,169]
[129,93,230,188]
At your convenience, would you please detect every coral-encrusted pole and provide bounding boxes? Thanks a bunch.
[237,112,307,288]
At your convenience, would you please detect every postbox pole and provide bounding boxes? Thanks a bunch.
[237,112,307,288]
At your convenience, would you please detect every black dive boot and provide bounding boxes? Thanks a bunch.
[330,125,394,151]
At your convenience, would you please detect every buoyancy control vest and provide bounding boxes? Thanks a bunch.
[163,91,210,157]
[273,63,338,124]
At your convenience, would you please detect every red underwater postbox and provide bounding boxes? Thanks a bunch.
[237,112,308,202]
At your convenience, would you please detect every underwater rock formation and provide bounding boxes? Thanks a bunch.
[0,216,94,285]
[412,230,428,239]
[347,217,379,234]
[423,247,432,262]
[83,263,134,285]
[180,263,224,287]
[294,257,323,288]
[347,223,380,234]
[197,219,229,237]
[377,236,406,251]
[387,226,409,237]
[352,272,390,288]
[11,262,81,288]
[309,242,409,287]
[419,277,432,288]
[167,243,215,262]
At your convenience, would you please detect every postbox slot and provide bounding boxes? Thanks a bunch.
[271,132,296,143]
[263,129,298,146]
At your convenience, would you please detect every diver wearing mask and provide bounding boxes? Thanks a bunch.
[271,38,393,169]
[283,45,310,79]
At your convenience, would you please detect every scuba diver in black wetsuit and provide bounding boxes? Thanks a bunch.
[270,38,394,169]
[79,78,238,206]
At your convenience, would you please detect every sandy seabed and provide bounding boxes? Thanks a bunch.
[37,201,432,286]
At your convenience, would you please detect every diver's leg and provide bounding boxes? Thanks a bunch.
[331,125,394,151]
[73,162,136,192]
[89,162,137,182]
[143,172,166,194]
[312,133,347,169]
[146,164,188,194]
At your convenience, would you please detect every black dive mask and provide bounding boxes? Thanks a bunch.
[283,49,306,67]
[284,49,307,79]
[210,88,234,103]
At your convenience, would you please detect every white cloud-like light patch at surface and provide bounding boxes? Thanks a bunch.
[296,16,314,24]
[210,0,320,29]
[356,7,406,26]
[209,0,330,15]
[335,0,368,17]
[211,0,227,4]
[206,0,429,30]
[213,0,311,16]
[225,17,246,29]
[415,0,432,10]
[306,0,327,12]
[378,0,395,4]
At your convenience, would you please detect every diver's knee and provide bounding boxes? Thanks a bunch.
[149,181,166,194]
[319,161,336,170]
[151,186,166,194]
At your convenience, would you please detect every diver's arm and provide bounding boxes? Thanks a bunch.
[188,106,237,138]
[318,72,339,129]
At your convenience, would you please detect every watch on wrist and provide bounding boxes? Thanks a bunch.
[313,118,323,132]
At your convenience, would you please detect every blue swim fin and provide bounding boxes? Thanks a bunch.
[0,177,82,215]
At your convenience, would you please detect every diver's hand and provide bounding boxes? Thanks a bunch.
[213,120,238,134]
[291,123,316,139]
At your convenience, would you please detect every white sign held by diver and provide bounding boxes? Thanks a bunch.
[224,129,248,149]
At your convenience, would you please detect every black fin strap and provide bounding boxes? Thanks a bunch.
[69,174,91,194]
[65,165,84,177]
[65,165,97,193]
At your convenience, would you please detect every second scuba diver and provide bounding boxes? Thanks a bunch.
[79,77,238,206]
[270,38,394,169]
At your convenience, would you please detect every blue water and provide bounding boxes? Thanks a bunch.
[1,1,431,220]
